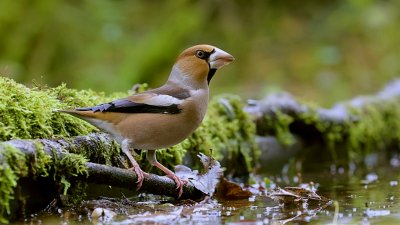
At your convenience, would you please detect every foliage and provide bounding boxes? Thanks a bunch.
[0,144,27,223]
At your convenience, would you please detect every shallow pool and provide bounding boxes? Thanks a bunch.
[12,158,400,225]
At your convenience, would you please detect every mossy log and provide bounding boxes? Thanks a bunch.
[246,79,400,168]
[6,136,204,198]
[0,135,205,223]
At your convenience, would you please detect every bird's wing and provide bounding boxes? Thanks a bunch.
[75,92,185,114]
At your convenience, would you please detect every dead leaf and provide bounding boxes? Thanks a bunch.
[214,177,252,200]
[175,153,223,195]
[268,186,331,209]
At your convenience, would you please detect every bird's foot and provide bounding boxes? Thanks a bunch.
[166,172,188,198]
[129,166,148,190]
[145,150,188,197]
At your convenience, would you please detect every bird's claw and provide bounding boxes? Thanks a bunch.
[167,173,188,198]
[130,166,148,190]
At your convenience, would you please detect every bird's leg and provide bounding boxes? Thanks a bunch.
[121,139,146,190]
[146,150,187,198]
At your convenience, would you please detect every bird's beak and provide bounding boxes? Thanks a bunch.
[209,47,235,70]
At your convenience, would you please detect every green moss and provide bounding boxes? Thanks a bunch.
[30,141,52,177]
[346,100,400,156]
[0,144,28,223]
[181,95,259,175]
[0,76,134,141]
[65,181,88,205]
[266,110,296,146]
[0,140,92,222]
[52,150,88,195]
[311,99,400,163]
[67,135,121,166]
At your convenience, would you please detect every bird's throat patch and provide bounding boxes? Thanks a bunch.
[207,69,217,84]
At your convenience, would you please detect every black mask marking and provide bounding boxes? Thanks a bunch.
[207,68,217,84]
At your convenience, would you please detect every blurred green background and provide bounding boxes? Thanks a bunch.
[0,0,399,105]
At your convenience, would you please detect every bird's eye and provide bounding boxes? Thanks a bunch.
[195,50,207,59]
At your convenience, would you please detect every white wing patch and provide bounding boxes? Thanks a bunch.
[145,94,184,106]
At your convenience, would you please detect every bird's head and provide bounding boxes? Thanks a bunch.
[169,44,234,88]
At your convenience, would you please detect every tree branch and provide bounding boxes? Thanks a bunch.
[3,138,205,200]
[84,162,204,199]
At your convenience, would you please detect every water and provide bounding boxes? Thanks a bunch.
[302,168,400,224]
[12,163,400,224]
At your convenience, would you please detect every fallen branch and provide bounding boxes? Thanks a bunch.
[84,162,204,199]
[3,137,205,200]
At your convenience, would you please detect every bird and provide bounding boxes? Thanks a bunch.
[59,44,234,197]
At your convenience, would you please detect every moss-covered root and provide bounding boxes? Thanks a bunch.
[0,144,28,223]
[0,140,89,223]
[0,138,210,222]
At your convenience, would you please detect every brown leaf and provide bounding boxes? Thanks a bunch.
[268,186,331,209]
[214,177,252,200]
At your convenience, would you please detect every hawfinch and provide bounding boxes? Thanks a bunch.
[60,44,234,197]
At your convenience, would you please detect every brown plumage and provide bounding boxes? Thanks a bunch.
[60,44,234,197]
